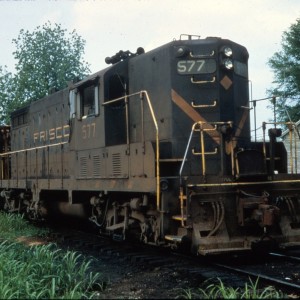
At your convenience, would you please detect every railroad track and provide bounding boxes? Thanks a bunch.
[209,250,300,295]
[46,225,300,297]
[213,261,300,293]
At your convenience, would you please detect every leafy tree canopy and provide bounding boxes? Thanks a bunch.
[0,66,17,125]
[0,22,90,124]
[267,18,300,123]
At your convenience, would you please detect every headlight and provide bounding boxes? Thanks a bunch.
[223,58,233,70]
[223,46,233,57]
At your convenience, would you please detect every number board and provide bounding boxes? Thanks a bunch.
[177,59,216,75]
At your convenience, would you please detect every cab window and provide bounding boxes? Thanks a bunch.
[69,83,99,120]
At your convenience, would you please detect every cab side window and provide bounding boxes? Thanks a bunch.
[69,83,99,120]
[82,85,96,116]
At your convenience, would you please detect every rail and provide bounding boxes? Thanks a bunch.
[103,90,160,210]
[214,262,300,292]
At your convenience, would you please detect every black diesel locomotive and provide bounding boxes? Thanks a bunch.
[1,35,300,255]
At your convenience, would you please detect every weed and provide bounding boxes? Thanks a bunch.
[178,277,285,299]
[0,213,104,299]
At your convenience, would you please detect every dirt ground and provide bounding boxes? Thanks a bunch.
[18,235,198,299]
[96,259,197,299]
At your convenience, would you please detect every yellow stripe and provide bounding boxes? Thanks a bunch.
[171,89,220,144]
[171,89,204,123]
[235,108,249,138]
[225,106,250,154]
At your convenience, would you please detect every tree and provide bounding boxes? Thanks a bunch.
[267,18,300,123]
[0,22,90,124]
[0,66,17,124]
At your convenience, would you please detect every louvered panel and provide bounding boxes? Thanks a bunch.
[93,155,101,177]
[79,156,88,178]
[112,153,121,177]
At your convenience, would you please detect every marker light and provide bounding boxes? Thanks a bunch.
[223,47,233,57]
[220,46,233,57]
[223,58,233,70]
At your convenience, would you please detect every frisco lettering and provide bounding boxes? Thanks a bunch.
[33,125,70,143]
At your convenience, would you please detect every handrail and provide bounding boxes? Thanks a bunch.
[103,90,160,210]
[179,127,194,186]
[191,76,216,84]
[191,100,217,108]
[0,141,68,183]
[0,141,68,157]
[179,121,232,181]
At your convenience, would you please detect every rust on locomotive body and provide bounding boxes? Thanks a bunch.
[0,35,300,256]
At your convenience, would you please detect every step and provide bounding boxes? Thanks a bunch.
[106,223,124,231]
[164,235,183,243]
[172,215,187,221]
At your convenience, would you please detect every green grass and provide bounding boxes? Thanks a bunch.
[0,212,48,240]
[178,277,286,299]
[0,212,103,299]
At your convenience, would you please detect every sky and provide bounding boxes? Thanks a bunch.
[0,0,300,139]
